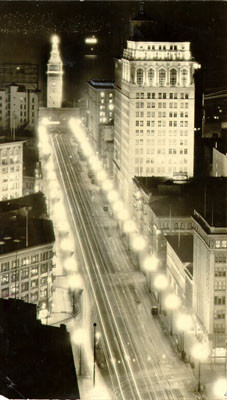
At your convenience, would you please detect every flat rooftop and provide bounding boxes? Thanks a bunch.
[0,215,55,254]
[88,79,114,89]
[166,234,193,263]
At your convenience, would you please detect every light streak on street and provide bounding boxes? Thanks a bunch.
[49,131,196,400]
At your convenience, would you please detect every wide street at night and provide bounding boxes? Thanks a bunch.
[50,131,196,400]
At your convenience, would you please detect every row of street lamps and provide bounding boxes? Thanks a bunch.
[39,119,227,399]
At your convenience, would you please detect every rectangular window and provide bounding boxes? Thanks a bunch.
[21,282,29,292]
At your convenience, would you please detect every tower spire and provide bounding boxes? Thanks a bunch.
[47,34,63,108]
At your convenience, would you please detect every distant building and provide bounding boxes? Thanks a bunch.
[0,63,39,90]
[0,201,55,314]
[0,298,79,399]
[87,80,114,173]
[47,35,63,108]
[114,9,200,207]
[212,145,227,177]
[0,138,24,201]
[0,84,39,133]
[192,209,227,351]
[203,89,227,138]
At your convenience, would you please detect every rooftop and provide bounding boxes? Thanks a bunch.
[0,136,25,145]
[0,215,55,255]
[0,298,79,399]
[134,177,227,227]
[88,79,114,89]
[166,234,193,263]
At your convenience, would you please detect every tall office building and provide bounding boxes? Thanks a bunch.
[47,35,63,108]
[114,9,200,205]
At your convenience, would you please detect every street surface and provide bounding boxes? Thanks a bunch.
[51,132,196,400]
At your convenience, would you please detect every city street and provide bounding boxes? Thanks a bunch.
[50,132,197,400]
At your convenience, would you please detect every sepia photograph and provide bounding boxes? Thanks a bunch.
[0,1,226,399]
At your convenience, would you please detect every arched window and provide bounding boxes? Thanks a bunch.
[181,69,189,86]
[159,69,166,86]
[136,68,144,86]
[170,69,177,86]
[148,68,155,86]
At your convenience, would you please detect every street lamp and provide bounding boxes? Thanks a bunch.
[153,273,169,313]
[176,312,193,359]
[164,293,181,335]
[107,190,119,203]
[213,377,227,399]
[191,342,209,392]
[143,254,159,292]
[131,234,146,252]
[102,179,113,192]
[71,328,85,376]
[93,322,97,387]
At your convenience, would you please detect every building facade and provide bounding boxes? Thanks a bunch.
[0,139,24,200]
[87,80,114,170]
[192,210,227,351]
[0,84,38,133]
[212,146,227,177]
[0,216,55,314]
[47,35,63,108]
[114,14,200,206]
[0,63,39,90]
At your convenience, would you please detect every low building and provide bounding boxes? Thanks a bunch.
[192,208,227,352]
[0,138,24,201]
[166,234,193,303]
[0,197,55,314]
[0,298,79,399]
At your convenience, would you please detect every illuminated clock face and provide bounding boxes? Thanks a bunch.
[51,80,56,87]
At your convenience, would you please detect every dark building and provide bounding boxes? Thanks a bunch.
[0,298,80,399]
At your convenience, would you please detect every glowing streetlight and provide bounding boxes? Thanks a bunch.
[107,190,119,203]
[153,273,169,313]
[176,312,193,358]
[96,170,107,182]
[116,208,129,222]
[164,293,181,335]
[131,234,146,252]
[123,219,137,234]
[213,377,227,399]
[101,179,113,192]
[64,257,77,272]
[143,254,159,272]
[112,200,124,213]
[67,273,83,290]
[60,237,74,252]
[191,342,209,392]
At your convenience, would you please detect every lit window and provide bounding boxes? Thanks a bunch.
[170,69,177,86]
[100,92,105,97]
[159,69,166,86]
[181,69,189,86]
[136,69,144,86]
[148,68,155,86]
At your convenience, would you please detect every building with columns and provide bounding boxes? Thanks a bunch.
[47,35,63,108]
[114,9,200,207]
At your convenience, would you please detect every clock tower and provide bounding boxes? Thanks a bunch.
[47,35,63,108]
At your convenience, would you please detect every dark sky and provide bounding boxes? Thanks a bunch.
[0,1,226,101]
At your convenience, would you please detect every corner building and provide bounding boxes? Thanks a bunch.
[114,11,200,205]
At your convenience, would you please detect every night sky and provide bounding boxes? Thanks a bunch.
[0,1,226,102]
